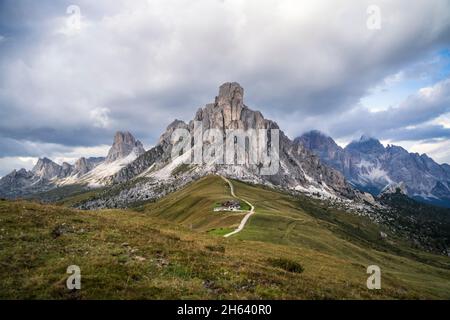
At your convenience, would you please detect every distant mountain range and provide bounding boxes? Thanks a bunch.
[1,82,450,210]
[296,130,450,207]
[0,131,145,197]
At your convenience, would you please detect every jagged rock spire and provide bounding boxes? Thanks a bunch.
[105,131,145,163]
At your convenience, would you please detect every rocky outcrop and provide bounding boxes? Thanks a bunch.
[381,182,407,196]
[61,162,74,177]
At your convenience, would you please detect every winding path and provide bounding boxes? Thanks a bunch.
[220,175,255,238]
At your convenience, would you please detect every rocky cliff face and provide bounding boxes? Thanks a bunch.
[73,158,91,175]
[298,130,450,207]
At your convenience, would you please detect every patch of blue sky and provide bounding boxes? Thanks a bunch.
[361,49,450,112]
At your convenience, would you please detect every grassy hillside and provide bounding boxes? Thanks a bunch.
[141,176,246,232]
[142,176,450,298]
[378,192,450,254]
[1,175,450,299]
[29,184,104,207]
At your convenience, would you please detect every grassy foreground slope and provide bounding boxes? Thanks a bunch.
[0,175,449,299]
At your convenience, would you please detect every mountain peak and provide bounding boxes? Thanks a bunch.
[295,130,340,151]
[33,157,57,169]
[113,131,135,144]
[345,135,384,154]
[359,134,376,142]
[105,131,145,163]
[309,129,327,136]
[217,82,244,101]
[17,168,29,175]
[37,157,53,164]
[214,82,245,124]
[193,82,279,132]
[32,157,62,180]
[298,130,330,140]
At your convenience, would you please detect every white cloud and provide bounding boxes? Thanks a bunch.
[408,139,450,165]
[297,77,450,140]
[0,157,37,177]
[433,113,450,128]
[2,0,449,132]
[90,107,111,128]
[51,144,110,165]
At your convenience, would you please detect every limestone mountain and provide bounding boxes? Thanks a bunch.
[79,82,356,209]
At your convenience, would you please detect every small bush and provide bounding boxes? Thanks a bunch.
[51,224,72,238]
[268,258,304,273]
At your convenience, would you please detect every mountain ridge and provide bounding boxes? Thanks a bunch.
[0,131,143,197]
[297,130,450,207]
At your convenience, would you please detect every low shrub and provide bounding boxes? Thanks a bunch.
[268,258,304,273]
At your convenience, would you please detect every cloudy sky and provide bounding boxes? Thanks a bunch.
[0,0,450,176]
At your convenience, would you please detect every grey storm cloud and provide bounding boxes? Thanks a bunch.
[383,125,450,142]
[0,126,114,148]
[311,78,450,141]
[0,0,450,170]
[0,136,71,158]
